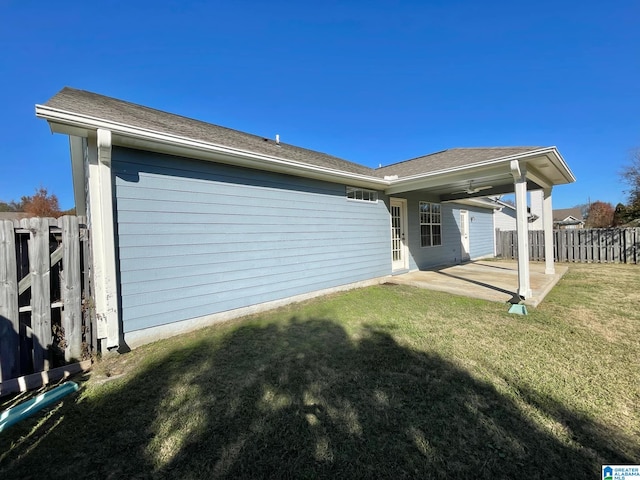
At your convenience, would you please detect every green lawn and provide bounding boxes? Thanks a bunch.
[1,263,639,479]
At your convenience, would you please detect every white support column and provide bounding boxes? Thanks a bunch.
[543,187,555,275]
[88,129,120,349]
[510,160,531,299]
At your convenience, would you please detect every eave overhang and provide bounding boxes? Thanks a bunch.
[36,104,389,191]
[36,104,577,197]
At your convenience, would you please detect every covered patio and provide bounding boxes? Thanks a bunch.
[380,147,576,300]
[387,260,568,307]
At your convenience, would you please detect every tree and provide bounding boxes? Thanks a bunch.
[620,148,640,216]
[613,203,629,226]
[0,199,24,212]
[573,203,590,220]
[21,187,61,218]
[585,201,615,228]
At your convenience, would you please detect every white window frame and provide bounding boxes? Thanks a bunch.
[420,202,442,247]
[346,186,378,203]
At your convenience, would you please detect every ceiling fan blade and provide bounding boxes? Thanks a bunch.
[451,184,493,195]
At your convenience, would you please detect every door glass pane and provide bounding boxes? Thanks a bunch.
[391,205,402,262]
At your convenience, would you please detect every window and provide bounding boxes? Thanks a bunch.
[346,186,378,202]
[420,202,442,247]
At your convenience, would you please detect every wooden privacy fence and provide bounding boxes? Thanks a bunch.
[0,216,94,391]
[497,228,640,264]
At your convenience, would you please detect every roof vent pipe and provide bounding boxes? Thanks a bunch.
[276,134,280,145]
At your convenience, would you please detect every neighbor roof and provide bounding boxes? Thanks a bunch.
[0,212,30,221]
[553,207,584,222]
[41,88,556,182]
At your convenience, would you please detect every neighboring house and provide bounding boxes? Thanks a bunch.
[36,87,576,349]
[492,190,544,231]
[553,207,585,229]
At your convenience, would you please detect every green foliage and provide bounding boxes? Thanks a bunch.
[614,149,640,226]
[0,200,24,212]
[613,201,640,226]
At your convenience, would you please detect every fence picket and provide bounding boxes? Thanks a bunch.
[559,230,566,262]
[585,230,596,262]
[28,217,52,371]
[0,220,19,382]
[61,216,82,362]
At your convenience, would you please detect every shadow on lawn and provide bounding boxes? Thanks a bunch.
[1,317,636,479]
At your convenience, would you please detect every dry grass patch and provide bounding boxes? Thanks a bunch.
[0,262,638,479]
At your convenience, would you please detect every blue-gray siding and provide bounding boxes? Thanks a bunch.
[112,147,391,333]
[467,206,495,259]
[397,194,495,270]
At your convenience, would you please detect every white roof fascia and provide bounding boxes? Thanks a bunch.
[546,147,576,183]
[36,104,576,193]
[385,147,576,195]
[68,136,86,216]
[36,104,390,191]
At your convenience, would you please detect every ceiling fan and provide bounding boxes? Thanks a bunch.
[453,181,493,195]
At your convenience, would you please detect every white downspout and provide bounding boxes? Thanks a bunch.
[510,160,532,299]
[88,128,120,349]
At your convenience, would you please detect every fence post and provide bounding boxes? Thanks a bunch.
[80,221,97,354]
[27,217,52,372]
[61,216,82,362]
[0,220,19,382]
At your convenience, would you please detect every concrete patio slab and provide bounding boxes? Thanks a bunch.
[387,260,568,307]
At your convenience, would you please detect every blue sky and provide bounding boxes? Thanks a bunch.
[1,0,638,209]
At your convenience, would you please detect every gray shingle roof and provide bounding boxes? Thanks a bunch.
[553,207,584,222]
[375,147,542,178]
[44,88,376,177]
[43,88,546,181]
